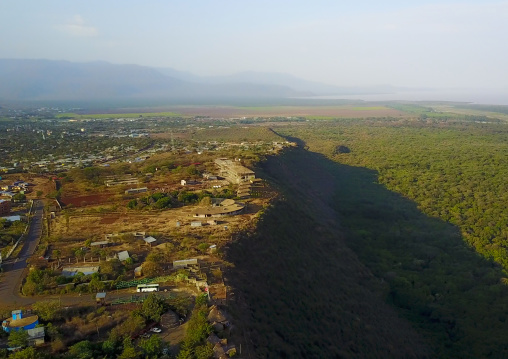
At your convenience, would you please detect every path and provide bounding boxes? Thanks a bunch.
[0,200,44,306]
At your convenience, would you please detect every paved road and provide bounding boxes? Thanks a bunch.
[0,200,44,306]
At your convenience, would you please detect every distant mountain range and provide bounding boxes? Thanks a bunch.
[0,59,403,104]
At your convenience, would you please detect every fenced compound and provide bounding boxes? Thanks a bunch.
[110,292,175,306]
[115,275,173,289]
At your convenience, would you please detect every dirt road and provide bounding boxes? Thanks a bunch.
[0,200,44,306]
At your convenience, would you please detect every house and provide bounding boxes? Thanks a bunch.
[124,187,148,195]
[181,179,199,186]
[90,241,110,248]
[96,292,106,305]
[173,258,198,269]
[61,266,100,277]
[117,251,130,262]
[104,177,139,187]
[27,327,45,346]
[1,215,22,222]
[143,236,157,246]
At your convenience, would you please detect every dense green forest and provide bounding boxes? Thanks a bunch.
[287,119,508,268]
[226,119,508,358]
[265,119,508,357]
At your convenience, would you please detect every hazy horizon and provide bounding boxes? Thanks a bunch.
[2,1,508,92]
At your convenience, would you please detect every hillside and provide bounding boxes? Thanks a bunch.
[0,59,307,103]
[227,123,508,358]
[226,142,432,358]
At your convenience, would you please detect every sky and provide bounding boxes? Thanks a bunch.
[1,1,507,89]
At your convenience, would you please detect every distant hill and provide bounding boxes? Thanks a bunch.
[157,67,403,96]
[0,59,309,103]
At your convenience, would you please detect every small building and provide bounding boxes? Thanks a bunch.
[27,327,45,346]
[176,221,181,227]
[2,310,39,333]
[124,187,148,195]
[90,241,110,248]
[1,215,22,222]
[134,266,143,277]
[0,199,11,216]
[173,258,198,269]
[191,221,202,227]
[181,180,199,186]
[61,266,100,277]
[143,236,157,246]
[96,292,106,305]
[192,202,245,218]
[117,251,130,262]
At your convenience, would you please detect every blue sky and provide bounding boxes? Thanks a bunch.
[1,1,507,89]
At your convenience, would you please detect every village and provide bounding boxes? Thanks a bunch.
[0,141,283,358]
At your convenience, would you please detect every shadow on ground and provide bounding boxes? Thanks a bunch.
[226,136,508,359]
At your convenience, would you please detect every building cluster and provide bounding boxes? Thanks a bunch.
[214,158,255,184]
[0,180,32,198]
[2,310,45,347]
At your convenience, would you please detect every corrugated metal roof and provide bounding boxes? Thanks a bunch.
[27,327,45,338]
[143,236,157,243]
[117,251,130,261]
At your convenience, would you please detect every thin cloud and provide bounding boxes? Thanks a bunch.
[57,15,98,37]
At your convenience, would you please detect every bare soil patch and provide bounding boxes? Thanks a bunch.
[60,193,115,207]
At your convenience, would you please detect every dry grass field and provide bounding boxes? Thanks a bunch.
[166,105,406,118]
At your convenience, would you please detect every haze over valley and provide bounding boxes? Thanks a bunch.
[2,1,508,359]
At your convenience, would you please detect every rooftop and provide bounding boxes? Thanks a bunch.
[143,236,157,243]
[3,314,38,329]
[193,203,244,216]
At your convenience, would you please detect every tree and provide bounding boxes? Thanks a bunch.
[8,329,28,348]
[101,339,117,357]
[32,300,61,321]
[12,193,26,202]
[154,197,172,209]
[118,338,139,359]
[109,315,145,341]
[194,342,214,359]
[100,259,122,279]
[139,335,164,359]
[141,261,163,278]
[142,293,166,322]
[73,248,85,260]
[8,347,38,359]
[67,340,94,359]
[127,199,137,209]
[52,249,61,261]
